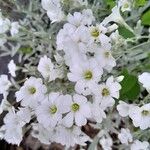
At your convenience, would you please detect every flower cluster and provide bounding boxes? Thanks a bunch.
[41,0,88,23]
[0,0,150,149]
[0,12,20,46]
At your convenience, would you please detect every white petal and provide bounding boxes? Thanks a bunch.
[75,112,87,126]
[62,112,74,128]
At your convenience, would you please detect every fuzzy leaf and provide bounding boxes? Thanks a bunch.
[134,0,148,7]
[141,9,150,26]
[106,0,116,9]
[19,46,33,54]
[120,70,140,101]
[118,26,135,39]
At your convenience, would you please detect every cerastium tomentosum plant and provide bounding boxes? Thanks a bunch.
[0,0,150,149]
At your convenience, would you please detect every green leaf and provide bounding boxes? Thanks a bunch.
[105,0,116,9]
[118,26,135,39]
[19,46,33,54]
[120,70,140,101]
[134,0,148,7]
[141,9,150,26]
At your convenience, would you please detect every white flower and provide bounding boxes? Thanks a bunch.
[32,124,91,148]
[129,104,150,130]
[56,23,76,50]
[55,125,91,148]
[41,0,65,23]
[17,107,31,124]
[81,9,95,26]
[67,12,84,27]
[102,6,134,33]
[1,125,23,146]
[8,60,17,77]
[41,0,60,10]
[0,97,12,115]
[47,8,65,23]
[0,75,11,96]
[86,44,116,72]
[71,26,92,53]
[138,72,150,93]
[15,77,47,108]
[92,76,121,109]
[118,128,133,145]
[99,136,113,150]
[102,6,124,26]
[68,59,103,95]
[56,10,94,52]
[3,107,31,127]
[110,30,125,46]
[62,41,86,67]
[36,92,64,128]
[67,9,95,27]
[0,15,10,34]
[118,0,132,12]
[95,47,116,72]
[90,102,106,123]
[32,123,55,145]
[10,22,20,36]
[38,55,54,79]
[89,24,111,46]
[62,94,91,127]
[117,101,131,117]
[38,55,63,81]
[57,36,84,67]
[130,140,149,150]
[0,108,31,145]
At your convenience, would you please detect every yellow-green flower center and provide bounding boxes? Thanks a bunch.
[61,0,71,5]
[71,103,80,112]
[102,88,110,97]
[91,28,100,38]
[124,3,129,8]
[28,87,36,94]
[104,51,110,58]
[84,70,93,80]
[142,110,150,116]
[50,105,57,114]
[61,0,69,3]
